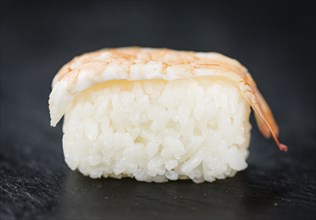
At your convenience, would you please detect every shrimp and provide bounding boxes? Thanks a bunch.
[49,47,288,152]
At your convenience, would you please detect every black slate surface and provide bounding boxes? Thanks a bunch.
[1,1,315,220]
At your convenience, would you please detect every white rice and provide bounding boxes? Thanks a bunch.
[62,77,251,183]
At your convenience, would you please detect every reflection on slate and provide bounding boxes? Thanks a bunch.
[50,171,287,220]
[1,1,315,220]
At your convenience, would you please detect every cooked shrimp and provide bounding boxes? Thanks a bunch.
[49,47,287,151]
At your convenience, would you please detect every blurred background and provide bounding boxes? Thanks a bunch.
[1,1,315,220]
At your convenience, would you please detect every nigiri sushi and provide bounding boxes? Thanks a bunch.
[49,47,287,183]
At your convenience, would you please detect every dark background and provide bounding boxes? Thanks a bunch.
[1,1,315,220]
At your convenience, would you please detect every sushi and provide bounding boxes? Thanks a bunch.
[49,47,287,183]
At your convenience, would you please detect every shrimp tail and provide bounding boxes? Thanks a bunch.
[240,74,288,152]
